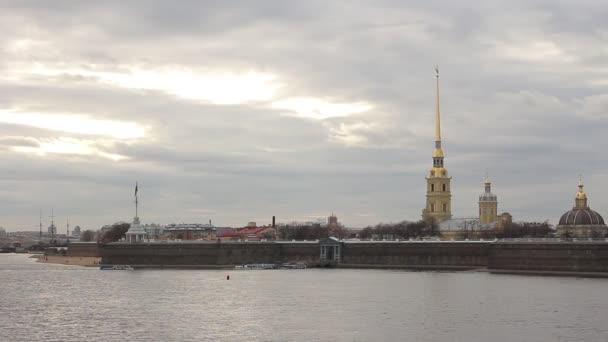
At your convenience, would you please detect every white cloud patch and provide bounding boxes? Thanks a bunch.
[9,136,128,161]
[25,66,281,105]
[0,110,145,139]
[326,121,374,146]
[578,93,608,119]
[272,97,372,120]
[493,39,577,64]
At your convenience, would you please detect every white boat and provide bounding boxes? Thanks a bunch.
[234,263,307,270]
[234,263,277,270]
[100,265,134,270]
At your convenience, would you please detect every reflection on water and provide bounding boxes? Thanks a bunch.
[1,254,607,342]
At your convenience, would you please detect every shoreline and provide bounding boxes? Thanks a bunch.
[35,255,101,267]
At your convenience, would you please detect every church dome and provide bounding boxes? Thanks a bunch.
[558,208,605,226]
[558,179,605,226]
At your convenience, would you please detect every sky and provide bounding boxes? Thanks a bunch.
[1,0,607,231]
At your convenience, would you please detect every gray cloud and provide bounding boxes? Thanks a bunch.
[0,1,607,230]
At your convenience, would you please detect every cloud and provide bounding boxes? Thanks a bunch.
[272,97,372,120]
[0,109,145,139]
[578,94,608,119]
[23,66,282,105]
[0,1,607,230]
[5,136,129,161]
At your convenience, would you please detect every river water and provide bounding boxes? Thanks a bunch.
[0,254,607,342]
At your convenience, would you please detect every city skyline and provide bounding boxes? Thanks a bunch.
[1,1,608,230]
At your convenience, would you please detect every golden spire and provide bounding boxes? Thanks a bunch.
[432,66,444,158]
[575,175,588,208]
[576,175,587,200]
[435,66,441,142]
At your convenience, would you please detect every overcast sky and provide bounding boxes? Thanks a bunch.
[1,1,607,231]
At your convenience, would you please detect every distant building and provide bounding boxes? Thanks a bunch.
[72,225,81,237]
[556,179,607,238]
[125,217,147,243]
[326,213,346,238]
[479,178,498,224]
[218,222,276,241]
[164,221,229,240]
[328,213,339,228]
[0,227,6,238]
[141,223,164,239]
[47,222,57,237]
[439,217,487,240]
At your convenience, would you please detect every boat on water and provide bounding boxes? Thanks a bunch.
[100,265,134,270]
[280,263,307,269]
[234,263,276,270]
[234,263,306,270]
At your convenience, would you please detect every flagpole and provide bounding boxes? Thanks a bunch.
[135,182,139,217]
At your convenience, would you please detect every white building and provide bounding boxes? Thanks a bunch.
[125,217,147,243]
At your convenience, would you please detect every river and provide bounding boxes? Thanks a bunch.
[0,254,606,341]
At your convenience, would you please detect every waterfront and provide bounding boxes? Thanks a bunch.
[1,254,607,342]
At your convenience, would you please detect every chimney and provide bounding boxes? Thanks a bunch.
[272,216,276,228]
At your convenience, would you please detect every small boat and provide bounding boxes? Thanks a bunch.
[234,263,277,270]
[233,263,306,270]
[100,265,134,270]
[280,263,307,269]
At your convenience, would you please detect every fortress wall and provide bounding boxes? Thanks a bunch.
[96,241,608,273]
[488,242,608,272]
[67,243,101,257]
[101,242,319,266]
[278,243,319,263]
[342,242,489,267]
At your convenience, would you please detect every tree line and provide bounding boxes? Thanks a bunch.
[359,220,438,240]
[78,222,131,243]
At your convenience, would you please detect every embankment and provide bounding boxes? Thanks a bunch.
[65,241,608,275]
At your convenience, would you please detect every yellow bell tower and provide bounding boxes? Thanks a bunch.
[479,177,498,224]
[422,66,452,223]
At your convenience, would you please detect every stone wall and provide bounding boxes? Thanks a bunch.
[94,241,608,273]
[342,242,489,267]
[101,242,319,266]
[488,242,608,272]
[67,242,101,257]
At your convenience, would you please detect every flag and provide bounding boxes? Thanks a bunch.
[135,182,138,196]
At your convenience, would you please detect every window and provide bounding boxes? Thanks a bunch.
[431,184,435,192]
[431,204,435,212]
[442,184,446,192]
[443,203,447,212]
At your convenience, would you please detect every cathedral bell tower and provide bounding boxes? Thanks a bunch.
[479,177,498,224]
[422,67,452,223]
